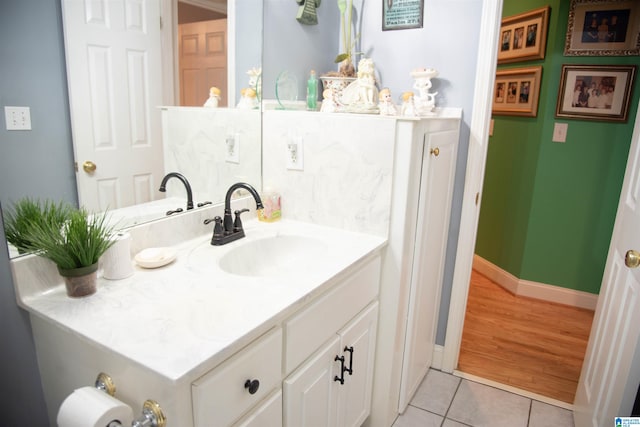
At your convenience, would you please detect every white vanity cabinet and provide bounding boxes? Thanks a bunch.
[284,303,378,427]
[282,256,381,427]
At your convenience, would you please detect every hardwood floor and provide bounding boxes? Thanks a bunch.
[457,270,595,403]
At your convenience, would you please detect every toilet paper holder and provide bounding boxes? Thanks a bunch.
[95,372,117,396]
[93,373,166,427]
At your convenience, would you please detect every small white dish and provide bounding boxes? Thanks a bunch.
[134,247,177,269]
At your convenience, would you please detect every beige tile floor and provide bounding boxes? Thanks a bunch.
[392,369,574,427]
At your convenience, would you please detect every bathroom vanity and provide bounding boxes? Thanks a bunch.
[12,216,384,426]
[11,108,462,427]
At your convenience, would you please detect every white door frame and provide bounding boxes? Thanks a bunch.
[440,0,503,373]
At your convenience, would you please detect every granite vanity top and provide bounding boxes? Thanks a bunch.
[12,219,385,383]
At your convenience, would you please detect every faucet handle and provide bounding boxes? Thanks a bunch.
[213,216,224,237]
[233,209,250,232]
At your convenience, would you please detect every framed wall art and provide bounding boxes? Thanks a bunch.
[383,0,424,31]
[564,0,640,56]
[492,66,543,117]
[556,64,636,122]
[498,6,550,64]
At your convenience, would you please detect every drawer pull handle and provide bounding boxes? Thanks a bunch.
[334,355,345,384]
[244,379,260,395]
[344,346,354,375]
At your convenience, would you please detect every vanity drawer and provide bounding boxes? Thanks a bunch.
[284,255,381,374]
[192,328,283,427]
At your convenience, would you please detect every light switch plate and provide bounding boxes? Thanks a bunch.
[5,106,32,130]
[552,123,568,143]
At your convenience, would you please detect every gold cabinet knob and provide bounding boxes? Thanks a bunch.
[430,147,440,157]
[83,161,97,173]
[625,250,640,269]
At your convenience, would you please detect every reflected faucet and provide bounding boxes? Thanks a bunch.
[159,172,194,211]
[209,182,264,246]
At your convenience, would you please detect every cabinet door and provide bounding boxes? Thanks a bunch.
[284,336,341,427]
[336,303,379,427]
[398,129,458,411]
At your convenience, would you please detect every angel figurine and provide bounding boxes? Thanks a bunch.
[340,57,379,113]
[320,89,336,113]
[378,88,397,116]
[400,91,417,117]
[237,88,258,109]
[203,87,221,108]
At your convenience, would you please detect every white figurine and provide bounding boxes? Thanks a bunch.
[203,87,221,108]
[410,68,438,115]
[320,88,336,113]
[340,57,379,113]
[400,91,417,117]
[237,88,258,109]
[378,88,397,116]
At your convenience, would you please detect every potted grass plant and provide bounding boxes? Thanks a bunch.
[5,198,115,297]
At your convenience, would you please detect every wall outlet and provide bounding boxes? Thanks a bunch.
[5,106,32,130]
[286,136,304,170]
[225,133,240,163]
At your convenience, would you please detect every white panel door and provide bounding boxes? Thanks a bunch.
[398,129,458,411]
[61,0,165,211]
[574,102,640,426]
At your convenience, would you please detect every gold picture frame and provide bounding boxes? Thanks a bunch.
[492,66,543,117]
[498,6,550,64]
[564,0,640,56]
[556,64,636,122]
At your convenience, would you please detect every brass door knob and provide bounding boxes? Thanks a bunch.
[625,250,640,269]
[83,161,97,173]
[430,147,440,157]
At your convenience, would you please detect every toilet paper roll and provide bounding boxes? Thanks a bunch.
[57,386,134,427]
[102,232,134,280]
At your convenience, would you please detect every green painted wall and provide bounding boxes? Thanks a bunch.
[475,0,640,294]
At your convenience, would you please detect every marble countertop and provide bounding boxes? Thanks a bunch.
[15,219,385,383]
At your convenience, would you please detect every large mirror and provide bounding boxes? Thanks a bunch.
[4,0,263,258]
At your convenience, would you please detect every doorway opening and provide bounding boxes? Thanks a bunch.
[177,1,228,107]
[457,268,594,403]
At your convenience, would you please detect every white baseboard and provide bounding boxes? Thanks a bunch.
[473,255,598,310]
[431,345,444,370]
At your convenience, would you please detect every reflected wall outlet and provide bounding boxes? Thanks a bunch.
[5,106,32,130]
[286,136,304,170]
[225,133,240,163]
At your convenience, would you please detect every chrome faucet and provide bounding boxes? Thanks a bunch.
[209,182,264,246]
[159,172,194,211]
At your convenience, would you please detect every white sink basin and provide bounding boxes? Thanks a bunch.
[218,235,328,277]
